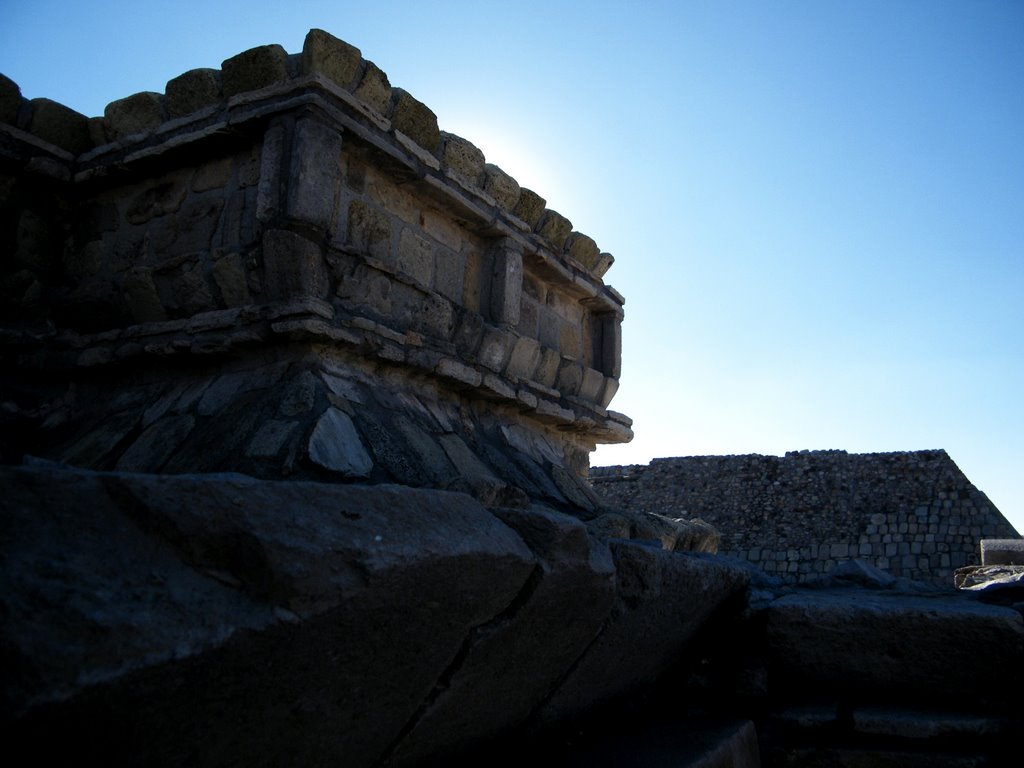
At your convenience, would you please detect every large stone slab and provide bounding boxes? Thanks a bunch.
[539,544,751,723]
[765,591,1024,703]
[388,504,616,764]
[0,465,537,767]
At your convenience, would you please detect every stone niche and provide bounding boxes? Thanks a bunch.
[0,29,632,513]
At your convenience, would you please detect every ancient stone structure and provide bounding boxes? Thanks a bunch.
[593,450,1019,584]
[2,29,1022,768]
[0,28,629,511]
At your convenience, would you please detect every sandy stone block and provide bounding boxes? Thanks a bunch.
[555,360,583,397]
[592,252,614,278]
[390,88,439,153]
[579,367,605,402]
[151,196,224,255]
[221,44,288,97]
[212,253,252,307]
[27,98,91,154]
[420,208,464,252]
[165,68,221,118]
[433,248,465,304]
[436,358,482,388]
[0,73,22,125]
[308,406,373,477]
[192,156,233,192]
[534,346,561,388]
[353,60,392,115]
[490,240,523,326]
[452,309,485,353]
[288,118,343,230]
[302,29,362,90]
[513,188,546,229]
[123,268,168,323]
[564,232,600,269]
[103,92,165,140]
[262,228,329,300]
[478,327,515,373]
[440,132,485,185]
[414,293,454,340]
[535,209,573,251]
[483,164,521,212]
[506,337,541,380]
[166,261,216,316]
[126,177,189,225]
[347,200,392,262]
[397,228,433,287]
[559,323,581,359]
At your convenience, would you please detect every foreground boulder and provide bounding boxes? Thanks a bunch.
[0,464,749,766]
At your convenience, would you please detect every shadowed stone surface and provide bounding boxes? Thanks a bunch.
[0,465,537,767]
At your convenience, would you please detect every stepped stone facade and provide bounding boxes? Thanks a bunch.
[0,29,630,510]
[593,450,1020,584]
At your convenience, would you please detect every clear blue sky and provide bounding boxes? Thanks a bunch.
[3,1,1022,532]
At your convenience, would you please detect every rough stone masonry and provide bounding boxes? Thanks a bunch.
[0,28,630,509]
[593,449,1019,584]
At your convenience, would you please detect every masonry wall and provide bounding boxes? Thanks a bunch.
[0,29,630,513]
[592,450,1020,584]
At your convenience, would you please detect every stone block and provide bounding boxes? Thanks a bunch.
[579,367,605,402]
[477,326,515,373]
[555,360,583,397]
[390,88,439,153]
[981,539,1024,566]
[307,406,373,477]
[592,252,614,278]
[483,164,520,211]
[439,131,485,185]
[353,60,392,115]
[435,357,482,389]
[262,228,329,300]
[513,187,546,229]
[116,414,196,472]
[301,29,362,90]
[540,543,750,724]
[535,209,572,251]
[397,228,433,287]
[564,231,600,269]
[534,346,561,388]
[489,238,523,326]
[0,73,21,125]
[391,505,616,764]
[165,68,221,118]
[433,247,465,304]
[600,313,622,378]
[558,322,581,359]
[103,92,165,140]
[347,200,392,263]
[451,309,485,354]
[412,293,453,340]
[27,98,91,154]
[287,118,343,231]
[221,44,289,97]
[246,419,298,458]
[123,267,168,323]
[599,376,619,408]
[192,156,233,192]
[126,177,189,225]
[212,253,252,307]
[505,336,541,380]
[151,196,224,255]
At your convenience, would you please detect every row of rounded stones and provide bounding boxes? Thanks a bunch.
[0,30,613,278]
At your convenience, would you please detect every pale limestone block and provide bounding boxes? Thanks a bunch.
[308,406,373,477]
[301,29,362,90]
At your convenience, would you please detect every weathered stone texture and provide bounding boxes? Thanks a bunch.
[301,28,362,89]
[390,87,440,152]
[164,68,221,118]
[103,92,165,139]
[221,44,289,96]
[593,450,1019,584]
[27,98,91,153]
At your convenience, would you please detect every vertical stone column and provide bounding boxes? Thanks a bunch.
[257,113,342,301]
[489,237,523,327]
[600,312,622,378]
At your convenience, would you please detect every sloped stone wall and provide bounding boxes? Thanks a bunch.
[592,450,1020,583]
